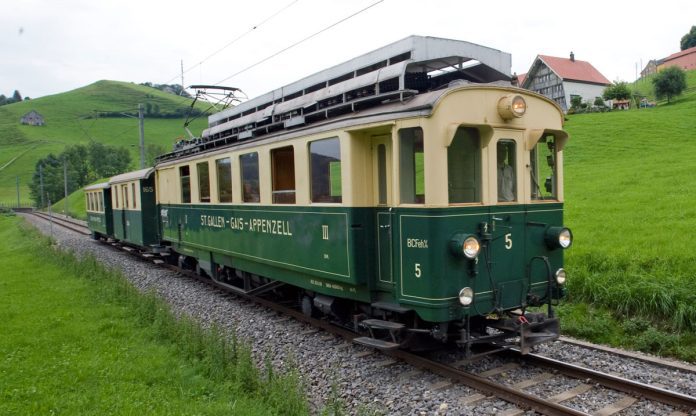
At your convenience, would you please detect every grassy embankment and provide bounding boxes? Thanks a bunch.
[0,81,209,206]
[558,70,696,361]
[0,213,307,415]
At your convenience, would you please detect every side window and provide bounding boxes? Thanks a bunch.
[114,187,119,208]
[240,152,260,203]
[448,127,481,203]
[132,183,137,209]
[216,157,233,203]
[197,161,211,203]
[180,165,191,203]
[399,127,425,204]
[497,140,517,202]
[271,146,295,204]
[98,193,103,212]
[310,138,342,203]
[123,185,129,208]
[531,134,558,200]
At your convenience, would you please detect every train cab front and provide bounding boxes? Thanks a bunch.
[448,220,572,355]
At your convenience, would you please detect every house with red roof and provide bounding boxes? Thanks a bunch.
[658,45,696,72]
[521,52,611,112]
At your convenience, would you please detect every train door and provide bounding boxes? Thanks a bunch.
[372,134,394,291]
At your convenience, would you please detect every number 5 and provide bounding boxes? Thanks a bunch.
[415,263,422,278]
[505,233,512,250]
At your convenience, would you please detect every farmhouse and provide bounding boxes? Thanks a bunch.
[20,110,45,126]
[521,52,611,112]
[658,45,696,72]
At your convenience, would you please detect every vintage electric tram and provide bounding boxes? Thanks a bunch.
[90,36,572,355]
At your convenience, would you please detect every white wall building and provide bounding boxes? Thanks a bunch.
[520,52,611,112]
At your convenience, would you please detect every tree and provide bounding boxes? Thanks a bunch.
[87,141,132,178]
[593,96,606,107]
[602,81,631,101]
[570,95,582,110]
[12,90,22,102]
[681,25,696,50]
[653,66,687,103]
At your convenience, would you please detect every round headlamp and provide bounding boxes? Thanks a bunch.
[459,287,474,306]
[555,268,567,285]
[497,94,527,120]
[545,226,573,249]
[450,234,481,259]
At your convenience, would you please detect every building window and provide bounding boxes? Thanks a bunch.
[180,165,191,203]
[271,146,295,204]
[310,138,342,203]
[240,152,260,203]
[216,157,233,203]
[448,127,481,203]
[197,161,211,203]
[399,127,425,204]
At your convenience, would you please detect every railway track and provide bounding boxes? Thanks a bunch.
[28,210,91,236]
[24,211,696,415]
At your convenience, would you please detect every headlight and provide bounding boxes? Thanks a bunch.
[459,287,474,306]
[555,268,567,285]
[545,226,573,249]
[450,234,481,259]
[497,94,527,120]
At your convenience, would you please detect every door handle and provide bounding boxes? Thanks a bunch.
[380,224,391,229]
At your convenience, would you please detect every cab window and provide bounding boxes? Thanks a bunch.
[197,161,211,203]
[531,134,558,200]
[240,152,260,203]
[497,140,516,202]
[399,127,424,204]
[271,146,295,204]
[216,157,233,203]
[180,165,191,203]
[448,127,481,203]
[310,138,342,203]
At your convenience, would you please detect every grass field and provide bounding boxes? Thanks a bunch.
[0,81,209,204]
[0,214,307,415]
[559,70,696,360]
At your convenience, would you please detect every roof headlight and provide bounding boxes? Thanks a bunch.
[555,268,567,285]
[450,234,481,259]
[545,226,573,249]
[459,287,474,306]
[498,94,527,120]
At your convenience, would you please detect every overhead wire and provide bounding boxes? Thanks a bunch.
[214,0,385,86]
[161,0,300,85]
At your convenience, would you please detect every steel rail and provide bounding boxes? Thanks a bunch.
[510,351,696,411]
[28,211,91,236]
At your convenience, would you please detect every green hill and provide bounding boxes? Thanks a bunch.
[0,80,209,205]
[561,69,696,359]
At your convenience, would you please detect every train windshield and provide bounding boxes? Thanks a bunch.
[448,127,481,204]
[530,134,559,201]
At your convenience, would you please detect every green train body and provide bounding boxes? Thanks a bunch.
[87,36,572,354]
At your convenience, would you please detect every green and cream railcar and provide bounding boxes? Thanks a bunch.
[154,36,572,353]
[155,85,570,351]
[109,167,159,248]
[84,182,112,239]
